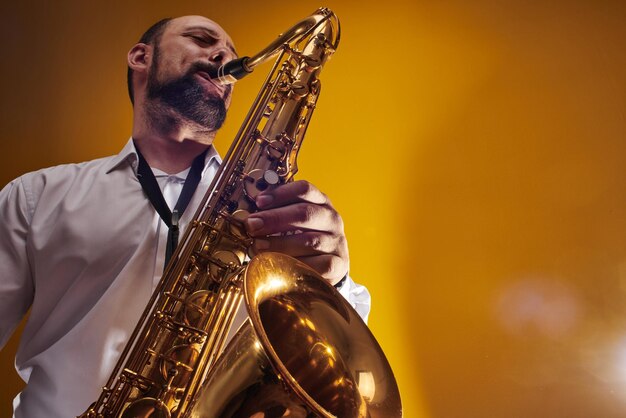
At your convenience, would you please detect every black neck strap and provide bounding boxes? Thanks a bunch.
[135,144,207,268]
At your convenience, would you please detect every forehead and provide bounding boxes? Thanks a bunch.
[165,15,235,47]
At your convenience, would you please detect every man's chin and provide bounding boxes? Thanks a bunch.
[185,103,227,132]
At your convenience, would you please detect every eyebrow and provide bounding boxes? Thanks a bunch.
[183,25,239,57]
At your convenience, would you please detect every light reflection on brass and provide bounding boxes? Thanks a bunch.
[357,371,376,402]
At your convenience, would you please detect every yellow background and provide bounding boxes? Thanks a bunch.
[1,0,625,417]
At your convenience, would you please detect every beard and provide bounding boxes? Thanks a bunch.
[146,57,231,132]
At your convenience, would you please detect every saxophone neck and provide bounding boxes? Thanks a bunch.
[209,8,340,85]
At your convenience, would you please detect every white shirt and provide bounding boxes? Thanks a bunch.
[0,139,371,418]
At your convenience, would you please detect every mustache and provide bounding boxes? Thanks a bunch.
[189,61,220,77]
[187,62,233,98]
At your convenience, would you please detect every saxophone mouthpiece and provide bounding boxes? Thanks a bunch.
[209,57,252,85]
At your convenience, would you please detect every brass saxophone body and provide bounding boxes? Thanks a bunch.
[81,8,401,418]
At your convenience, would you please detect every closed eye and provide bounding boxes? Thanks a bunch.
[190,35,217,46]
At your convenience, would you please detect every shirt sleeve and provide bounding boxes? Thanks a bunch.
[336,274,371,324]
[0,177,34,349]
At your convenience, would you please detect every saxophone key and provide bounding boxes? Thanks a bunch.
[120,397,170,418]
[290,82,309,97]
[183,290,215,328]
[229,209,250,239]
[244,168,281,199]
[159,344,201,388]
[208,250,243,279]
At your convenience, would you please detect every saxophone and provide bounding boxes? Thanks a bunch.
[80,8,401,418]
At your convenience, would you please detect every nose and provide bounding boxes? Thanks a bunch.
[209,47,232,64]
[209,51,223,63]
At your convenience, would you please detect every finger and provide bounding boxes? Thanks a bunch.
[246,203,343,236]
[252,232,347,258]
[255,180,329,209]
[297,254,349,285]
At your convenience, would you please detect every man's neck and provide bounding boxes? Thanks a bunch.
[132,108,216,174]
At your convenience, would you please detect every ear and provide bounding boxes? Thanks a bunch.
[127,43,152,73]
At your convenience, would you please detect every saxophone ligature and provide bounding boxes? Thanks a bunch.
[80,8,402,418]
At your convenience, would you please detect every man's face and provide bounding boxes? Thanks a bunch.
[146,16,237,132]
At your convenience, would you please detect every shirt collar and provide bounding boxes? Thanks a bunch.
[104,138,221,177]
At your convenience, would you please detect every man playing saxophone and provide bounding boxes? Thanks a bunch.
[0,15,370,418]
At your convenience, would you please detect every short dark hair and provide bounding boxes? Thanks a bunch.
[127,18,173,105]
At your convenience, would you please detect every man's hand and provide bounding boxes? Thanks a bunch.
[245,180,349,285]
